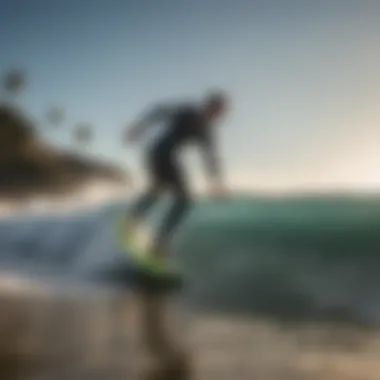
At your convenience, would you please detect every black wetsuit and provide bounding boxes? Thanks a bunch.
[129,103,221,247]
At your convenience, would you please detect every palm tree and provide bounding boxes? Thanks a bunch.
[46,106,65,128]
[72,122,93,152]
[1,69,27,103]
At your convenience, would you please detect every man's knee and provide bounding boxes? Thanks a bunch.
[174,191,192,214]
[129,186,160,216]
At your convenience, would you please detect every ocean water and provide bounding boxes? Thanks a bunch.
[0,195,380,326]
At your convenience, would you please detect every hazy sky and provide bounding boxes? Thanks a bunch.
[2,0,380,192]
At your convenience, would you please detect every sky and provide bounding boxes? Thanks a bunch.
[1,0,380,193]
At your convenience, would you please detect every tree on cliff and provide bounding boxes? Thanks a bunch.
[0,69,125,199]
[46,106,65,128]
[73,122,93,150]
[1,69,27,102]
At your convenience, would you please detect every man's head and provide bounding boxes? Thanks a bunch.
[203,90,228,120]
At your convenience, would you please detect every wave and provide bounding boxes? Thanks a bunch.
[0,196,380,325]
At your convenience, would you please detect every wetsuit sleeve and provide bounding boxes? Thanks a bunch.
[200,130,222,182]
[141,104,175,124]
[129,104,176,139]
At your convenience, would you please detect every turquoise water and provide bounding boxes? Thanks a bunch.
[101,195,380,325]
[1,195,380,325]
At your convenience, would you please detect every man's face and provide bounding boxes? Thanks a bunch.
[208,100,227,120]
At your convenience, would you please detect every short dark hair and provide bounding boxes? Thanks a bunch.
[205,90,227,107]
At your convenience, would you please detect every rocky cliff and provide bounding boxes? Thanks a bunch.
[0,104,126,200]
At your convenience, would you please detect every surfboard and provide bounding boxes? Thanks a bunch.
[112,214,183,293]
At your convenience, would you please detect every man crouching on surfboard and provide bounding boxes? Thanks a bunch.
[123,91,228,276]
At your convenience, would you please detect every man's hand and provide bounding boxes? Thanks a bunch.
[209,182,227,201]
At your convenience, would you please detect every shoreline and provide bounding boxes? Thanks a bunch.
[0,286,378,380]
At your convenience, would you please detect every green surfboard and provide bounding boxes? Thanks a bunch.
[116,214,183,291]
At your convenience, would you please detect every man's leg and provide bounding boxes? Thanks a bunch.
[125,152,164,234]
[151,169,192,262]
[125,186,160,235]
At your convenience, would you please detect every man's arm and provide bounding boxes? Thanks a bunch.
[201,130,223,189]
[126,104,174,142]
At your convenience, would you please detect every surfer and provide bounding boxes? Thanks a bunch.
[123,91,228,275]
